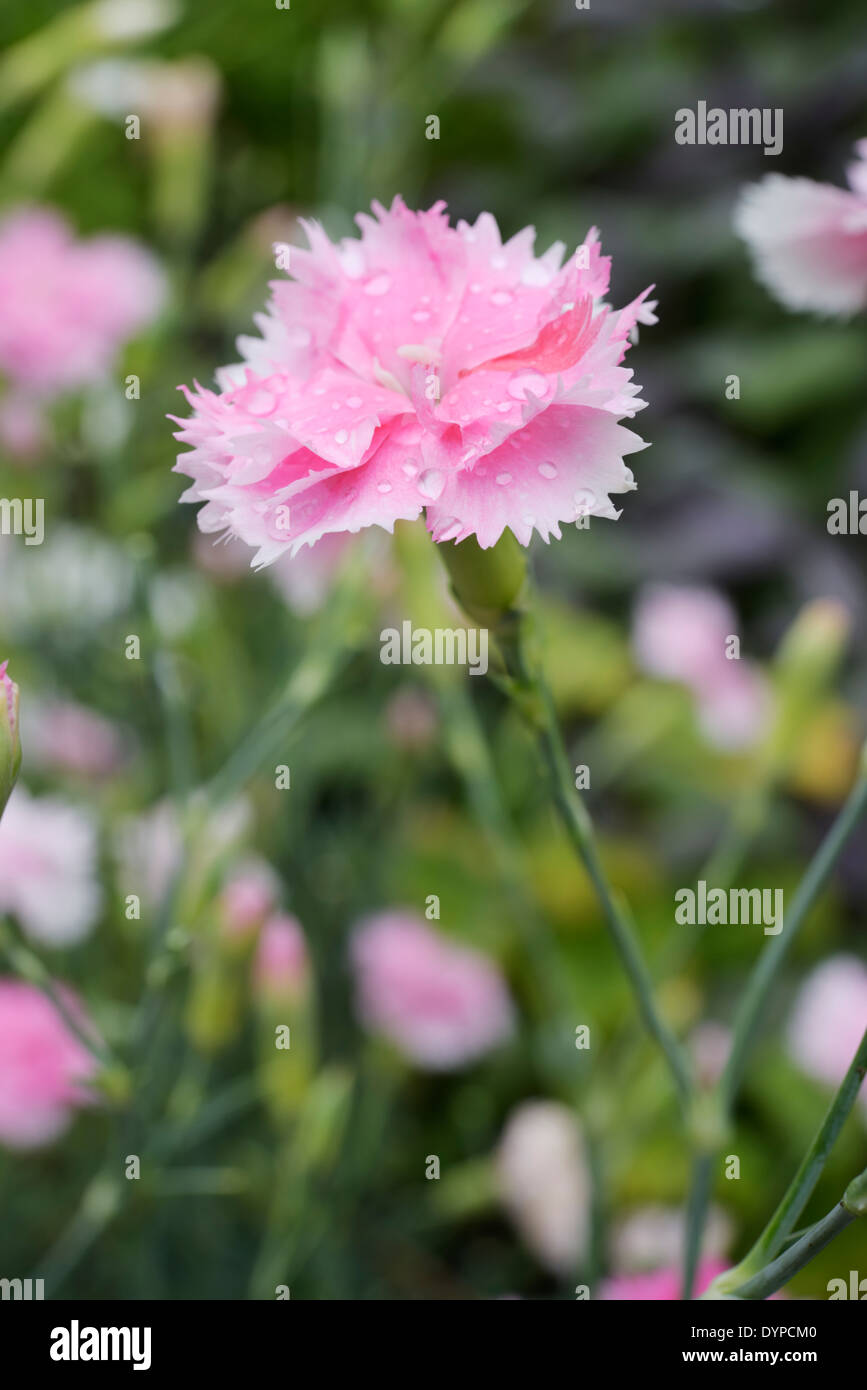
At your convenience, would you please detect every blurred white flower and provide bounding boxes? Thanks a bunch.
[495,1100,590,1275]
[0,785,102,945]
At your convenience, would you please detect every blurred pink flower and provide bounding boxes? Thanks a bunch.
[220,858,280,940]
[0,206,165,396]
[0,979,98,1149]
[350,910,513,1069]
[253,913,310,1001]
[383,687,439,751]
[690,1021,732,1089]
[735,140,867,315]
[632,584,769,750]
[496,1100,590,1274]
[23,698,127,780]
[0,392,48,460]
[599,1258,727,1300]
[787,955,867,1113]
[174,198,652,561]
[0,785,101,945]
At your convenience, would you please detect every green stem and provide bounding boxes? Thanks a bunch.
[686,755,867,1294]
[716,1165,867,1301]
[439,536,693,1110]
[708,1025,867,1296]
[720,752,867,1113]
[682,1152,714,1298]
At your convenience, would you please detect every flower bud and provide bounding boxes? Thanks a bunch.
[0,662,21,819]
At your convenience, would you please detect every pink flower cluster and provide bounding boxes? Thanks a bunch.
[736,140,867,316]
[632,584,769,750]
[0,207,165,396]
[351,910,513,1069]
[0,979,98,1149]
[175,197,654,560]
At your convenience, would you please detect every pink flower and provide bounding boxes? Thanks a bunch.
[220,858,280,939]
[0,979,98,1149]
[735,140,867,315]
[174,198,652,561]
[496,1101,590,1274]
[0,785,101,945]
[787,955,867,1113]
[350,910,513,1069]
[599,1258,727,1300]
[0,206,165,396]
[253,913,310,1000]
[23,699,127,780]
[632,584,770,750]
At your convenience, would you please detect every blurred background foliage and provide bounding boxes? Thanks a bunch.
[0,0,865,1300]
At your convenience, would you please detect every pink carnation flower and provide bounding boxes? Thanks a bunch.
[599,1258,727,1300]
[220,857,280,939]
[174,198,653,561]
[0,979,98,1149]
[23,698,127,780]
[787,955,867,1114]
[632,584,770,750]
[350,910,513,1069]
[735,140,867,315]
[253,913,310,1000]
[0,785,102,945]
[0,206,165,396]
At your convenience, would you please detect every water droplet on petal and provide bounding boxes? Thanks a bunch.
[411,309,431,323]
[508,371,548,401]
[377,481,392,494]
[469,283,482,294]
[346,395,363,409]
[497,402,512,413]
[538,462,558,479]
[401,460,419,477]
[418,469,445,501]
[496,472,512,486]
[491,254,507,270]
[364,274,391,296]
[490,289,513,306]
[335,429,349,445]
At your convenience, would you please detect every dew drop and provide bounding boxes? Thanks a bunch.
[334,429,349,445]
[377,481,392,494]
[417,469,445,501]
[411,309,431,323]
[538,462,558,479]
[490,289,513,306]
[401,460,419,478]
[346,395,363,409]
[491,254,507,270]
[497,402,512,413]
[469,282,482,294]
[496,472,512,486]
